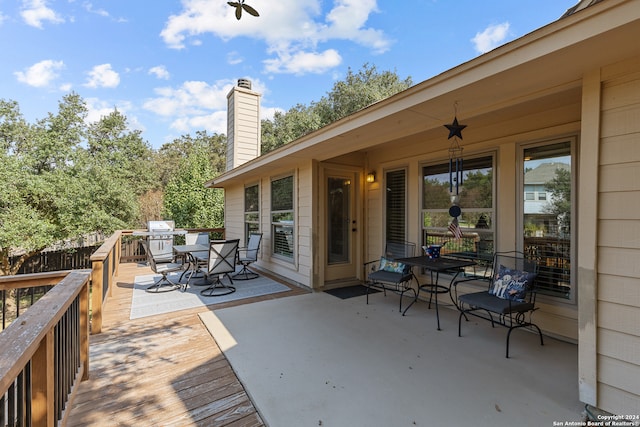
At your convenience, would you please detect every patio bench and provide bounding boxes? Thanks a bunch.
[453,251,544,358]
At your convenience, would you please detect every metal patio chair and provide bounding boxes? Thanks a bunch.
[455,251,544,358]
[180,232,209,281]
[233,233,263,280]
[200,239,240,297]
[364,241,417,315]
[141,240,184,292]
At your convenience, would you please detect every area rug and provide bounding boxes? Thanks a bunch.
[324,284,379,300]
[130,273,291,319]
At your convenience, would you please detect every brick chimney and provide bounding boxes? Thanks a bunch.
[226,78,261,171]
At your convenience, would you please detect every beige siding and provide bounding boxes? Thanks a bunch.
[223,163,315,288]
[296,165,313,285]
[226,95,235,171]
[227,88,260,171]
[224,184,244,239]
[365,181,383,263]
[596,60,640,413]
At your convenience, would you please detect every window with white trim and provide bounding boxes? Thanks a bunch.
[244,184,259,243]
[521,140,574,301]
[422,155,495,259]
[386,169,407,243]
[271,175,294,260]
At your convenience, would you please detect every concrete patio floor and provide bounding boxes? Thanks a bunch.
[201,290,585,427]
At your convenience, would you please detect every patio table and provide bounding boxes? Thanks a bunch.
[395,256,476,330]
[173,244,209,285]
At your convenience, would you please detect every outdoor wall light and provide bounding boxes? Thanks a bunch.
[366,172,376,183]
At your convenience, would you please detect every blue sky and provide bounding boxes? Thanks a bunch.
[1,0,579,149]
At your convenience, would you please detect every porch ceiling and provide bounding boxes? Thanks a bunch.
[208,0,640,187]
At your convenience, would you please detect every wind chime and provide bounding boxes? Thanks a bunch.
[444,106,466,239]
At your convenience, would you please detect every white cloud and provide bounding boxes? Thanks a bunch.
[144,77,268,134]
[160,0,391,75]
[84,64,120,88]
[14,59,64,87]
[227,51,243,65]
[143,79,234,117]
[264,48,342,75]
[261,106,284,122]
[472,22,511,54]
[149,65,170,80]
[21,0,64,28]
[85,98,146,132]
[83,2,109,18]
[170,111,227,134]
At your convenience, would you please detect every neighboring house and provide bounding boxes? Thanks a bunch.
[206,0,640,415]
[524,162,570,216]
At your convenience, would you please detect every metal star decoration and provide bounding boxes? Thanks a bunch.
[444,116,467,140]
[227,0,259,20]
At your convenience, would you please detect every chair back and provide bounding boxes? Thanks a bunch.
[245,233,263,261]
[385,241,415,260]
[492,251,538,275]
[208,239,240,275]
[489,251,539,301]
[186,232,209,246]
[141,240,159,273]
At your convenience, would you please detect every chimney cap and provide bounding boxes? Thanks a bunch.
[237,78,252,90]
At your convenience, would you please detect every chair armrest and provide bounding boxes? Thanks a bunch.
[452,276,491,287]
[363,259,381,275]
[451,276,491,302]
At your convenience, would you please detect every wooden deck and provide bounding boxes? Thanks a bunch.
[66,262,309,427]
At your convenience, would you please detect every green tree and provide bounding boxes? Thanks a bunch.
[314,63,413,125]
[460,170,493,208]
[0,94,152,275]
[261,63,412,153]
[162,143,224,228]
[261,104,322,153]
[543,168,571,234]
[156,131,226,187]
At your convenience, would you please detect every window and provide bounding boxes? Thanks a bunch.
[386,169,407,243]
[244,184,259,242]
[422,155,494,258]
[522,141,574,300]
[271,175,294,260]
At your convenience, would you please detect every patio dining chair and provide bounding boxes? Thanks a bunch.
[181,232,209,281]
[201,239,240,297]
[364,241,417,315]
[233,233,262,280]
[141,240,184,292]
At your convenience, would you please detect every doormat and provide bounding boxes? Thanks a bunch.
[324,285,380,300]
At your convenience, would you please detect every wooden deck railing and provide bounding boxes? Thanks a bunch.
[0,270,90,427]
[88,231,122,334]
[0,227,226,426]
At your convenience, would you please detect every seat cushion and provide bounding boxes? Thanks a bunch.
[379,257,409,274]
[156,262,183,273]
[459,291,534,314]
[489,265,537,301]
[368,269,412,284]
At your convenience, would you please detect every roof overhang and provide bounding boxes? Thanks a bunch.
[206,0,640,188]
